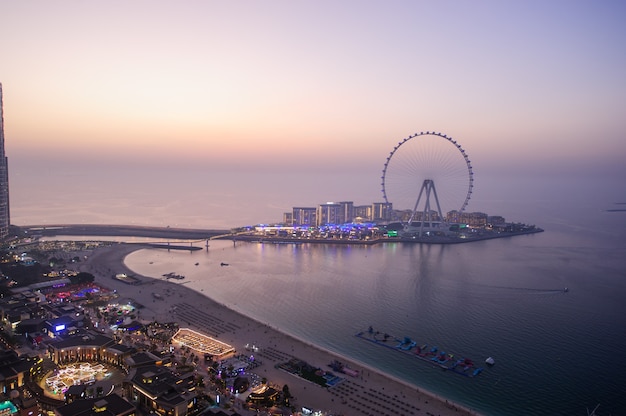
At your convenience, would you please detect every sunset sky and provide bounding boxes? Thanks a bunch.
[1,1,625,227]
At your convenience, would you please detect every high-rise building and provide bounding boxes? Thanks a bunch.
[338,201,354,223]
[372,202,393,222]
[353,205,373,222]
[292,207,317,227]
[317,202,341,226]
[0,84,9,239]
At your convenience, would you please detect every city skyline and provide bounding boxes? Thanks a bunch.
[1,2,625,228]
[0,4,624,413]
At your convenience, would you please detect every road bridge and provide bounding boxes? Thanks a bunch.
[17,224,231,240]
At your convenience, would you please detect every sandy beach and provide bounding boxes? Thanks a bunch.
[80,243,482,416]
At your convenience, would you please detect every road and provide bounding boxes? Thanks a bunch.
[17,224,230,240]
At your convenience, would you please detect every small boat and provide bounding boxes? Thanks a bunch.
[220,262,229,267]
[195,262,199,266]
[485,357,495,366]
[472,367,484,376]
[564,287,569,292]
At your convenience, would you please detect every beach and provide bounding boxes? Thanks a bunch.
[80,243,481,416]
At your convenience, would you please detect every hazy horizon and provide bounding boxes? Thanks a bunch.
[2,1,625,228]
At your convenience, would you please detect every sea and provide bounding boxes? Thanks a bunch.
[12,170,626,416]
[119,220,625,416]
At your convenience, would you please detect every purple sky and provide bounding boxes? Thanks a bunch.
[1,1,625,227]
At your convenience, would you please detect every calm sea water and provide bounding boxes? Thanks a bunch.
[122,210,626,416]
[12,167,626,415]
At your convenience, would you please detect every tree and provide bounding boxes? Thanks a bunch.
[282,384,291,399]
[282,384,292,406]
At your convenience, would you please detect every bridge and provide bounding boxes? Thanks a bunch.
[13,224,256,250]
[16,224,245,241]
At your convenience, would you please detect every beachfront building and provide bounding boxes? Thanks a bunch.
[124,364,198,416]
[124,351,165,370]
[0,349,38,394]
[171,328,234,361]
[0,83,10,240]
[246,385,280,409]
[0,289,48,333]
[0,352,40,416]
[54,393,136,416]
[446,210,489,227]
[487,215,506,226]
[46,330,133,367]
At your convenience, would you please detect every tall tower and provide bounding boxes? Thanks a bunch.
[0,84,10,239]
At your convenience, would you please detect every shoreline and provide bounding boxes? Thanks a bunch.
[80,242,484,416]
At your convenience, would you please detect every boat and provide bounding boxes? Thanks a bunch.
[485,357,495,366]
[472,367,484,376]
[220,262,229,267]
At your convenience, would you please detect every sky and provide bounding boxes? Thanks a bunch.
[1,1,626,228]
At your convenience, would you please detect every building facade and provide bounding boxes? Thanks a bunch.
[0,83,10,239]
[338,201,354,223]
[46,331,132,368]
[353,205,373,222]
[371,202,393,222]
[317,203,342,226]
[124,364,198,416]
[446,211,489,227]
[292,207,317,227]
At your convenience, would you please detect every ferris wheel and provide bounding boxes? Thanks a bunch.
[381,131,474,225]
